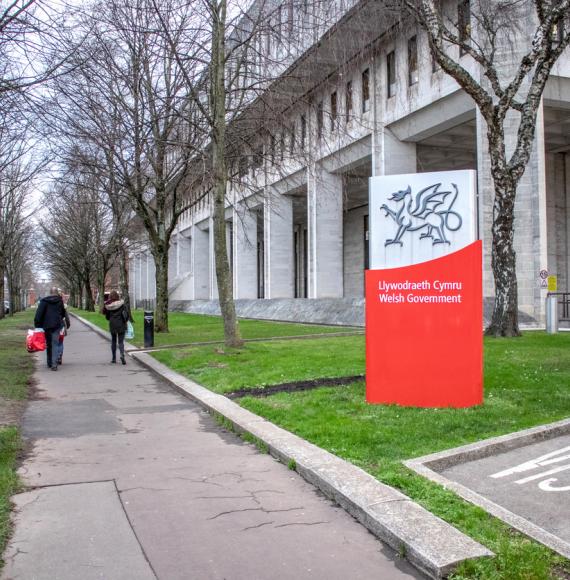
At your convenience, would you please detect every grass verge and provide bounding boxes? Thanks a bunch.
[152,335,364,393]
[0,311,35,569]
[73,309,359,348]
[152,331,570,579]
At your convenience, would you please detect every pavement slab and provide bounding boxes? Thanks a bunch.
[130,349,493,579]
[2,481,155,580]
[2,319,422,580]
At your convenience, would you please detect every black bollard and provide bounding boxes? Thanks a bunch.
[144,310,154,348]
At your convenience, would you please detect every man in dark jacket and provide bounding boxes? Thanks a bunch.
[34,287,68,371]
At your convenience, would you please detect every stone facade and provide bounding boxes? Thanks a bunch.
[130,0,570,327]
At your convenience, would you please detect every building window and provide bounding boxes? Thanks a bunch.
[408,36,418,86]
[387,51,396,98]
[300,114,306,149]
[458,0,471,53]
[346,80,353,121]
[330,91,337,130]
[361,68,370,113]
[317,101,323,139]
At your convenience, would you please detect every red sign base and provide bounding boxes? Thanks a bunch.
[365,241,482,408]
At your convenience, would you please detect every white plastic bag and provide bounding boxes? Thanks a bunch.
[126,321,134,340]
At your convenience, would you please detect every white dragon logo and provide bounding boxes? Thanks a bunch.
[380,182,463,247]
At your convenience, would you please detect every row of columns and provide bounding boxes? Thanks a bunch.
[130,112,551,323]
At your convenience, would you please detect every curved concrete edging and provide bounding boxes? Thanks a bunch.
[72,312,493,578]
[405,418,570,559]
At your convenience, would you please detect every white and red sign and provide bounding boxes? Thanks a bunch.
[366,170,482,408]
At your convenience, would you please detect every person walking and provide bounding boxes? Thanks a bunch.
[103,290,129,365]
[56,295,71,366]
[34,287,68,371]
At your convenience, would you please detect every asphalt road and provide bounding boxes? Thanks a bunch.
[441,434,570,545]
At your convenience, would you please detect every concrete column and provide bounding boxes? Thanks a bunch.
[136,254,143,303]
[176,233,181,277]
[141,253,148,300]
[129,257,136,307]
[168,239,177,283]
[372,126,417,176]
[566,154,570,290]
[208,217,218,299]
[265,193,294,298]
[307,165,343,298]
[147,254,156,300]
[180,234,192,276]
[476,105,548,323]
[545,151,570,295]
[192,225,209,299]
[233,205,257,299]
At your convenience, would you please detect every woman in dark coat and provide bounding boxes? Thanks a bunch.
[102,290,129,365]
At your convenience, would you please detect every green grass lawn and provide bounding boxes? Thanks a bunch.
[0,311,34,568]
[152,335,364,393]
[73,309,358,348]
[153,331,570,579]
[0,311,35,402]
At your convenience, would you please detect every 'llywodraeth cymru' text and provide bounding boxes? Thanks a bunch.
[378,280,463,304]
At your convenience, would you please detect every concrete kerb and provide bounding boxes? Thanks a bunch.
[71,312,493,578]
[405,418,570,560]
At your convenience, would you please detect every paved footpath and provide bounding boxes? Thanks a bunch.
[2,320,422,580]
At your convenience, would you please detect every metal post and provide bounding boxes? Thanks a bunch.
[144,310,155,347]
[546,294,558,334]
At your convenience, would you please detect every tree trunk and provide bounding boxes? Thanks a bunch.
[75,282,83,309]
[83,276,95,311]
[485,176,521,337]
[97,276,106,313]
[153,248,169,333]
[0,263,4,319]
[211,0,242,348]
[482,122,521,337]
[69,279,79,309]
[7,276,14,316]
[118,245,132,320]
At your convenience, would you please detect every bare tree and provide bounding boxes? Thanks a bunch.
[48,0,208,332]
[150,0,318,347]
[403,0,570,336]
[0,0,78,98]
[39,175,114,312]
[0,164,34,316]
[0,129,40,317]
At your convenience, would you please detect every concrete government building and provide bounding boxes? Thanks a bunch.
[129,0,570,327]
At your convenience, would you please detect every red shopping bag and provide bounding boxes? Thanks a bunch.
[26,329,46,353]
